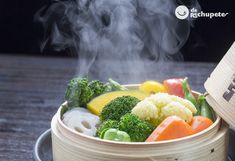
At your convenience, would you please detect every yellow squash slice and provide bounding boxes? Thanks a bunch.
[87,90,149,115]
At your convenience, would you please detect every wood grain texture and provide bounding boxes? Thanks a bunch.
[0,54,216,161]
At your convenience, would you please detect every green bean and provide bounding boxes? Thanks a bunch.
[198,95,215,121]
[182,78,200,115]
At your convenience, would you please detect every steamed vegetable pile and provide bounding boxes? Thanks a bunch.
[62,77,215,142]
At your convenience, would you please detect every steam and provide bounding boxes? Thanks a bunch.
[35,0,199,82]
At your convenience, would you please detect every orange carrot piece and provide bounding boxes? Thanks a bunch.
[189,116,213,134]
[145,116,193,142]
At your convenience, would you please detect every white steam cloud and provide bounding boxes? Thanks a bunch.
[35,0,199,82]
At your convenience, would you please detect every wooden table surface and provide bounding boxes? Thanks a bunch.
[0,54,221,161]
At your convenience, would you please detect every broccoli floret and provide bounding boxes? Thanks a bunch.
[65,77,93,107]
[119,113,154,142]
[96,120,119,138]
[104,79,128,92]
[65,78,128,108]
[78,79,93,106]
[65,78,82,107]
[100,96,140,122]
[88,80,106,97]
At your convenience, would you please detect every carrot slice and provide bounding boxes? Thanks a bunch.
[145,116,193,142]
[189,116,213,134]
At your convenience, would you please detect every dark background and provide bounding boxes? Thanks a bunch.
[0,0,234,62]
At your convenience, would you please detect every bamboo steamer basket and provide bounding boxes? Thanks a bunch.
[204,42,235,130]
[51,42,235,161]
[51,90,227,161]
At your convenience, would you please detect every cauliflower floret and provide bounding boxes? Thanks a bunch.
[146,93,172,108]
[161,102,193,123]
[131,92,196,125]
[131,100,159,126]
[170,95,197,114]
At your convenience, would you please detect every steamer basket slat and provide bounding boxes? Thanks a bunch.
[204,42,235,129]
[51,85,229,161]
[52,113,228,161]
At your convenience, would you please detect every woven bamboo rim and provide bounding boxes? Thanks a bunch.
[52,113,228,160]
[56,88,221,147]
[51,85,228,161]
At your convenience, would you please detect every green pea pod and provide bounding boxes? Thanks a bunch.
[182,78,200,115]
[104,79,128,92]
[198,95,215,122]
[102,128,131,142]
